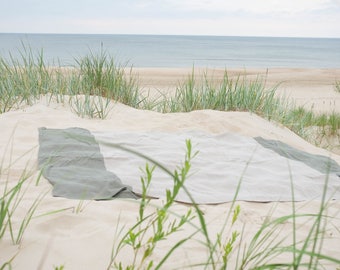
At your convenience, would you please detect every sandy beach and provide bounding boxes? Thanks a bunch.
[1,68,340,269]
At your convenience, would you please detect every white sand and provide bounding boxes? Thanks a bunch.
[0,68,340,269]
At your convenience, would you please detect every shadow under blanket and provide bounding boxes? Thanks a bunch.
[38,127,340,203]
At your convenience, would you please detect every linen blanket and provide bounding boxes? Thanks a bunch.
[38,127,340,203]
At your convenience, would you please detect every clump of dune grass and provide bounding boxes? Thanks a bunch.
[69,94,113,119]
[0,46,53,112]
[0,138,46,246]
[109,140,198,269]
[68,50,141,118]
[280,106,340,152]
[75,50,140,107]
[281,107,340,137]
[335,81,340,93]
[0,47,140,119]
[158,69,286,124]
[108,140,243,269]
[0,46,73,113]
[159,70,281,118]
[315,111,340,136]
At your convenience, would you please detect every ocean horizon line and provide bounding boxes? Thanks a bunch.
[1,32,340,40]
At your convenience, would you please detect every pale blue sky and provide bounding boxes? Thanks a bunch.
[1,0,340,37]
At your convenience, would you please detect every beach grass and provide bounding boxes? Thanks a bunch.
[75,50,140,107]
[0,138,45,250]
[335,80,340,93]
[158,70,281,116]
[0,48,140,118]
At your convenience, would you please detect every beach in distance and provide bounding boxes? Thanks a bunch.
[1,34,340,269]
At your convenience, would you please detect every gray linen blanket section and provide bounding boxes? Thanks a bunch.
[38,127,136,200]
[254,137,340,174]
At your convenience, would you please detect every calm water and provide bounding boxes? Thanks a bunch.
[0,33,340,68]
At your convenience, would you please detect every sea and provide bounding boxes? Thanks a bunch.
[0,33,340,68]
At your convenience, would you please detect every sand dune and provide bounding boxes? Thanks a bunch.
[0,68,340,269]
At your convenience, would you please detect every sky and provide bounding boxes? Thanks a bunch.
[1,0,340,38]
